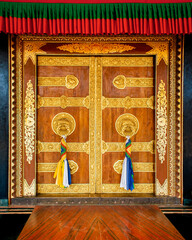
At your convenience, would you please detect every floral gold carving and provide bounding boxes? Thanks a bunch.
[115,113,139,138]
[102,96,154,110]
[156,179,168,196]
[38,75,79,89]
[23,179,36,196]
[24,80,35,164]
[113,75,154,89]
[113,161,154,174]
[102,140,155,154]
[57,43,135,54]
[146,42,168,65]
[37,141,90,154]
[38,95,90,109]
[38,161,79,175]
[52,112,76,137]
[157,80,167,164]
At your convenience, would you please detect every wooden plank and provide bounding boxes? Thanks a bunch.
[18,206,184,240]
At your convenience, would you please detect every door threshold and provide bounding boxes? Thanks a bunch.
[36,193,155,198]
[11,195,180,206]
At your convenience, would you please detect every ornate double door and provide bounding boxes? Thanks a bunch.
[37,55,155,195]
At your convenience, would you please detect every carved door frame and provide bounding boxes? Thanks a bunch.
[9,35,183,201]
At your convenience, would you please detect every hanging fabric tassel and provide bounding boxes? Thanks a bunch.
[54,135,71,188]
[120,136,134,191]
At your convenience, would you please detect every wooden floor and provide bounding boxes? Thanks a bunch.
[18,205,184,240]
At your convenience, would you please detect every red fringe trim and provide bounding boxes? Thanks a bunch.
[0,16,191,35]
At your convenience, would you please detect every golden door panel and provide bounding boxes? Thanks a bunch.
[37,66,89,97]
[96,56,155,193]
[37,153,89,184]
[37,107,89,142]
[36,56,95,194]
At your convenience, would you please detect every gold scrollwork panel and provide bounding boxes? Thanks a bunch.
[37,141,90,155]
[37,184,89,193]
[38,95,90,109]
[38,75,79,89]
[37,183,154,194]
[102,184,154,193]
[38,161,79,175]
[102,141,155,154]
[113,76,154,89]
[38,56,91,66]
[101,57,154,67]
[113,161,155,174]
[102,96,154,110]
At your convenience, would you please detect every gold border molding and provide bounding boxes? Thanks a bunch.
[102,140,155,154]
[113,76,154,89]
[102,96,154,110]
[38,95,90,109]
[37,141,90,154]
[9,35,17,198]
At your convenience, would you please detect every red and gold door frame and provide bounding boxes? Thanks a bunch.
[9,35,183,200]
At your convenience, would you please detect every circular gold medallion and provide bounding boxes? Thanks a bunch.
[51,112,76,137]
[115,113,139,138]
